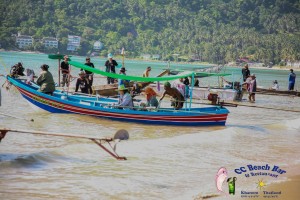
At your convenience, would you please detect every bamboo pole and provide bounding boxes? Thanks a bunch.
[0,128,127,160]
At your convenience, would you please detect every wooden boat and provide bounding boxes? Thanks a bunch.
[6,73,229,126]
[256,88,300,97]
[92,69,170,97]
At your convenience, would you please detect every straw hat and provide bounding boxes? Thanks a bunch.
[251,74,256,78]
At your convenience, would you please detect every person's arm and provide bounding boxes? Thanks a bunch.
[36,73,45,86]
[159,91,166,101]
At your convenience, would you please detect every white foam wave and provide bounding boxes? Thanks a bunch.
[285,117,300,130]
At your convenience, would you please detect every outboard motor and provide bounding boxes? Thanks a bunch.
[208,91,218,105]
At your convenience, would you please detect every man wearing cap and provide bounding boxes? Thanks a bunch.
[37,64,55,95]
[75,71,92,94]
[143,66,151,77]
[105,53,118,84]
[60,55,70,87]
[288,69,296,91]
[116,85,133,109]
[159,82,185,110]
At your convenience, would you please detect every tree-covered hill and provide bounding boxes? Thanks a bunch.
[0,0,299,64]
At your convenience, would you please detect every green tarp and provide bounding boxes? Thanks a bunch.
[68,60,195,81]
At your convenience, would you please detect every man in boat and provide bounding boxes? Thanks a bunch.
[10,62,25,78]
[75,71,92,94]
[159,81,185,110]
[144,87,159,108]
[105,53,118,84]
[60,55,70,87]
[82,57,95,91]
[288,69,296,91]
[36,64,55,95]
[118,67,129,87]
[143,66,151,77]
[242,64,250,82]
[116,85,133,109]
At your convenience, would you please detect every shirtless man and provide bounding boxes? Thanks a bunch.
[159,82,185,110]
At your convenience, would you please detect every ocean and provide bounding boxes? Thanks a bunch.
[0,51,299,200]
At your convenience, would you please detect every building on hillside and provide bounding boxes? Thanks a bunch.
[152,54,160,60]
[16,34,33,48]
[287,60,300,68]
[67,35,81,51]
[93,41,103,51]
[42,37,58,48]
[141,53,151,60]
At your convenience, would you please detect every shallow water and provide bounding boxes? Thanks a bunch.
[0,52,300,199]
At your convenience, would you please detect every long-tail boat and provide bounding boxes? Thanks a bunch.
[5,60,230,126]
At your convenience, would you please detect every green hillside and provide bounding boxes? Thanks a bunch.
[0,0,299,64]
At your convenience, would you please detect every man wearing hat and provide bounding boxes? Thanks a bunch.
[36,64,55,95]
[288,69,296,91]
[105,53,118,84]
[159,81,185,110]
[116,85,133,109]
[75,71,92,94]
[118,67,129,86]
[83,57,95,88]
[60,55,70,87]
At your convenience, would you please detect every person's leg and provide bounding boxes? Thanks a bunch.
[61,74,66,87]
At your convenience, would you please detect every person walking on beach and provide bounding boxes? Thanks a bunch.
[248,74,257,102]
[242,64,250,82]
[105,53,118,84]
[288,69,296,91]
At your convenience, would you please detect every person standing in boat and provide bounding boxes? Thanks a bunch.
[159,82,185,110]
[143,66,151,77]
[242,64,250,82]
[82,57,95,92]
[36,64,55,95]
[75,71,92,94]
[60,55,70,87]
[116,85,133,109]
[248,74,257,102]
[118,67,130,87]
[288,69,296,91]
[105,53,118,84]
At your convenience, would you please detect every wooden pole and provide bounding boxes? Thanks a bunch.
[58,58,61,86]
[0,128,127,160]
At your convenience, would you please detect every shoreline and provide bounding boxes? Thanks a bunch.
[1,50,299,72]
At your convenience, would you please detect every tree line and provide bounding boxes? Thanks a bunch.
[0,0,299,65]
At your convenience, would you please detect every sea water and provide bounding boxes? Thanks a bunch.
[0,52,299,199]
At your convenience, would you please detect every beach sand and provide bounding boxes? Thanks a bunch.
[253,175,300,200]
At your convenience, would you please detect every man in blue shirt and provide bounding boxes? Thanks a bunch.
[288,69,296,91]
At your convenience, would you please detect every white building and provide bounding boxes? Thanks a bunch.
[67,35,81,51]
[93,41,103,50]
[16,34,33,48]
[43,37,58,48]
